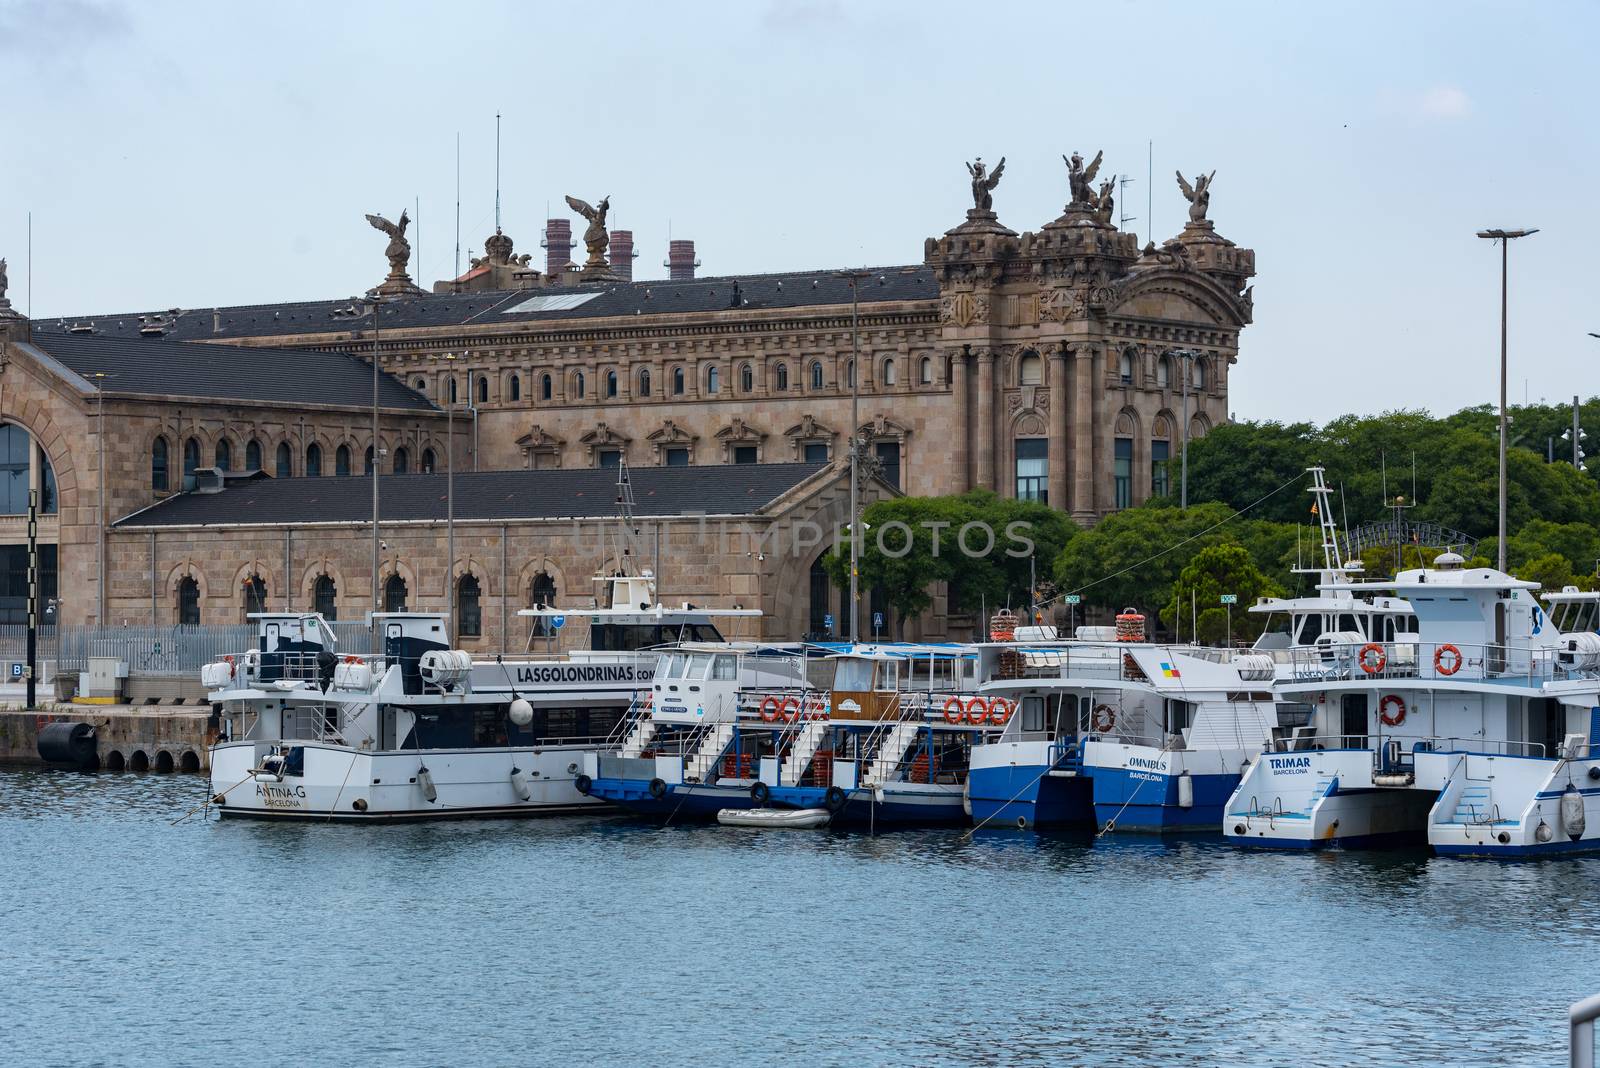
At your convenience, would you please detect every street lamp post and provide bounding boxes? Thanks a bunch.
[1476,228,1538,572]
[369,301,382,612]
[837,268,870,643]
[93,372,109,624]
[1166,349,1198,509]
[439,353,458,642]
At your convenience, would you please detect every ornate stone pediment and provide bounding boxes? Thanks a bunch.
[713,417,767,444]
[578,422,631,448]
[516,424,565,449]
[859,414,911,441]
[784,414,835,441]
[645,419,698,445]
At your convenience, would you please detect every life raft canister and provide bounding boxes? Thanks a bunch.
[1115,608,1146,643]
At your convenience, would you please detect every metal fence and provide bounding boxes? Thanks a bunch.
[0,621,377,678]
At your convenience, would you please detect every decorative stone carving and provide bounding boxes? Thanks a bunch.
[1065,150,1103,209]
[1014,412,1046,437]
[564,194,611,269]
[967,156,1005,212]
[365,210,424,297]
[1176,170,1214,224]
[941,291,990,327]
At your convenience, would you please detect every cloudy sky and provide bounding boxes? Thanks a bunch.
[0,0,1593,421]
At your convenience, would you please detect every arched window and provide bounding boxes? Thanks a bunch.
[414,377,426,393]
[364,446,374,475]
[214,439,231,471]
[541,374,553,401]
[448,377,458,404]
[775,363,789,391]
[177,575,200,625]
[245,439,262,472]
[274,442,291,478]
[811,362,824,390]
[383,573,408,612]
[183,437,201,478]
[422,448,436,473]
[456,574,483,637]
[1015,439,1047,504]
[1114,436,1134,510]
[0,425,55,514]
[1151,417,1172,499]
[477,375,488,404]
[393,446,409,474]
[335,444,351,476]
[152,436,170,491]
[882,358,896,386]
[242,574,267,618]
[740,364,754,393]
[1157,355,1171,389]
[809,555,834,637]
[1019,351,1043,385]
[1193,358,1207,390]
[1119,349,1135,385]
[305,442,322,477]
[575,372,585,398]
[528,571,557,637]
[639,368,651,396]
[707,366,720,394]
[38,444,56,515]
[313,574,337,620]
[672,367,685,395]
[510,374,521,401]
[919,357,932,385]
[606,370,618,398]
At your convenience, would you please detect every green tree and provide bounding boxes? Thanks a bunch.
[1161,542,1284,645]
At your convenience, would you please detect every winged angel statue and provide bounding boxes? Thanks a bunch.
[966,156,1005,211]
[365,209,412,277]
[564,194,611,267]
[1064,150,1103,208]
[1175,170,1215,223]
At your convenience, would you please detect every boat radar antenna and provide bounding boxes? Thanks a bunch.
[611,458,646,579]
[1303,466,1355,579]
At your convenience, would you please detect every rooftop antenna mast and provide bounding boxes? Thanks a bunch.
[453,132,461,287]
[1305,466,1347,576]
[1118,174,1138,233]
[494,112,502,233]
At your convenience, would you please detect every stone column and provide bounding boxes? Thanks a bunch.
[975,350,996,491]
[1072,346,1096,520]
[950,349,971,492]
[1048,347,1068,510]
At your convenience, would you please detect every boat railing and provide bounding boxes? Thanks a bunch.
[1286,641,1578,685]
[1266,733,1551,761]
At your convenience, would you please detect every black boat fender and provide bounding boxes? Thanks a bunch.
[648,777,668,800]
[574,773,593,796]
[749,781,770,805]
[824,786,848,813]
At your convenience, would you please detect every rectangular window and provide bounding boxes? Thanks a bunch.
[1014,439,1047,504]
[598,449,621,469]
[665,447,690,467]
[803,442,828,464]
[874,442,900,489]
[0,543,57,625]
[733,445,758,465]
[1152,440,1170,498]
[1114,437,1133,510]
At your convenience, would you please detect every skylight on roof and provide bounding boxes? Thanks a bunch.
[502,292,603,314]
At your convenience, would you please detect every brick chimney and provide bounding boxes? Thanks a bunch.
[667,239,699,280]
[544,219,573,277]
[610,230,636,282]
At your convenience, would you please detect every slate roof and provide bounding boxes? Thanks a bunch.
[113,462,833,528]
[26,332,435,411]
[30,265,937,344]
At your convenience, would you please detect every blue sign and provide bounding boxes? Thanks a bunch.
[872,612,884,629]
[9,663,20,679]
[823,614,834,631]
[550,614,566,631]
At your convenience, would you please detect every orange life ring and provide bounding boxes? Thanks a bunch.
[759,696,781,723]
[1357,643,1387,675]
[780,697,801,723]
[943,697,965,724]
[1092,703,1116,733]
[1379,694,1407,727]
[1434,644,1462,676]
[224,654,237,678]
[342,654,360,665]
[965,696,990,726]
[989,699,1014,726]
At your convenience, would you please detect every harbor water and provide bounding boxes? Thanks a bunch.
[4,767,1594,1067]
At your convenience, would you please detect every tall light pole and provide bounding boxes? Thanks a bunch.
[93,372,109,624]
[836,268,869,642]
[438,352,458,641]
[369,301,383,612]
[1166,348,1198,509]
[1476,228,1538,571]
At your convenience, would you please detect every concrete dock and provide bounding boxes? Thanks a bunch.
[0,685,212,772]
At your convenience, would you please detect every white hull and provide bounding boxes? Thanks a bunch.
[210,740,607,821]
[717,807,831,829]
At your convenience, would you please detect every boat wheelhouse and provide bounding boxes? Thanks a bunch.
[1224,558,1600,856]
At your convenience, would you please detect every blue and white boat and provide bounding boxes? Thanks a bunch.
[970,643,1282,832]
[1223,555,1600,857]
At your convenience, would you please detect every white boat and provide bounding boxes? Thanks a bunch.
[716,807,831,829]
[1224,555,1600,857]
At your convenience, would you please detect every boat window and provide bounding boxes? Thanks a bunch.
[1337,614,1361,635]
[1296,613,1324,645]
[686,653,715,680]
[879,661,898,691]
[660,654,686,680]
[1021,696,1046,733]
[1166,699,1192,735]
[833,658,874,690]
[712,655,737,681]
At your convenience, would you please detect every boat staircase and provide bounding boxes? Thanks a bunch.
[620,717,657,759]
[864,722,922,785]
[780,721,829,786]
[684,723,736,783]
[1446,783,1506,825]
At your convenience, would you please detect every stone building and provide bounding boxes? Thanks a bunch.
[0,153,1254,640]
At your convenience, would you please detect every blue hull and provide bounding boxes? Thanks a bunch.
[967,764,1093,830]
[584,777,752,821]
[1088,767,1239,833]
[1434,837,1600,858]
